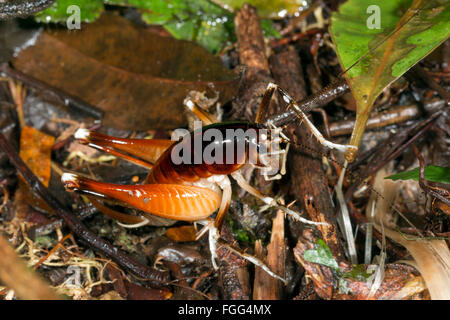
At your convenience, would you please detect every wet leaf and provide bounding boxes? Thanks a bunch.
[343,264,373,281]
[212,0,312,19]
[13,13,238,131]
[19,126,54,187]
[15,126,55,215]
[385,165,450,184]
[35,0,104,23]
[106,0,235,53]
[166,225,197,242]
[34,0,279,52]
[330,0,450,161]
[304,239,339,271]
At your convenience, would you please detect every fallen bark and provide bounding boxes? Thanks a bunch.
[253,210,286,299]
[270,46,344,259]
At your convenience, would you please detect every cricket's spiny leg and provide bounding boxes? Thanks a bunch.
[255,82,277,124]
[263,83,357,155]
[195,219,286,283]
[231,171,328,226]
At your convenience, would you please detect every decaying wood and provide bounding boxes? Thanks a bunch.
[293,229,428,300]
[233,3,273,120]
[293,229,335,299]
[0,234,60,300]
[269,46,344,258]
[214,3,275,300]
[217,225,250,300]
[253,210,286,300]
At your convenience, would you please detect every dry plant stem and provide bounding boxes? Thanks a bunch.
[329,104,421,136]
[266,77,350,127]
[0,64,103,119]
[253,210,286,300]
[0,132,169,284]
[0,0,54,20]
[347,202,407,259]
[270,46,344,259]
[330,98,446,137]
[0,234,60,300]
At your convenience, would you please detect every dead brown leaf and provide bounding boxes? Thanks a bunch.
[12,13,238,131]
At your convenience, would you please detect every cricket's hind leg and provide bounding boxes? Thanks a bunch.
[231,171,328,227]
[74,128,174,169]
[61,173,221,222]
[195,218,286,284]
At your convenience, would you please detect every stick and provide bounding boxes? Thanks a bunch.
[270,46,344,259]
[1,64,103,120]
[234,3,273,121]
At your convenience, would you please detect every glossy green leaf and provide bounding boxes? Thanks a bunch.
[385,165,450,184]
[304,239,340,271]
[106,0,235,53]
[343,264,373,281]
[330,0,450,161]
[35,0,104,23]
[211,0,312,19]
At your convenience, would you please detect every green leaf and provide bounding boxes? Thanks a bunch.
[304,239,340,271]
[385,165,450,184]
[35,0,104,23]
[343,264,373,281]
[107,0,235,53]
[330,0,450,161]
[211,0,312,19]
[261,19,281,39]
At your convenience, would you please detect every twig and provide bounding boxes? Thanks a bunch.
[0,0,55,20]
[270,46,344,259]
[0,132,169,284]
[329,104,421,136]
[0,64,103,119]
